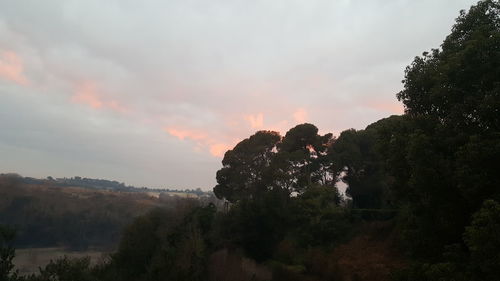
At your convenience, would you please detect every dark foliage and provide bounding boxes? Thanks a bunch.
[1,225,19,281]
[4,1,499,281]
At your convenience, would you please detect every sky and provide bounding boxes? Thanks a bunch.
[0,0,478,189]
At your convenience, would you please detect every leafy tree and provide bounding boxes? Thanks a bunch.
[214,124,334,202]
[376,1,500,277]
[0,225,18,281]
[455,133,500,212]
[275,123,334,193]
[329,128,389,208]
[110,208,171,280]
[291,185,351,248]
[110,204,216,281]
[463,200,500,280]
[28,257,96,281]
[388,0,500,258]
[394,200,500,281]
[394,0,500,216]
[218,188,293,262]
[397,0,500,133]
[395,0,500,212]
[214,131,281,202]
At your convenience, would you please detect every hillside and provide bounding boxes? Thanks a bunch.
[0,174,218,250]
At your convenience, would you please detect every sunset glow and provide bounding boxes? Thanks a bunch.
[293,108,308,123]
[0,0,477,188]
[165,127,235,157]
[0,50,28,86]
[72,81,130,113]
[244,113,264,129]
[72,82,103,109]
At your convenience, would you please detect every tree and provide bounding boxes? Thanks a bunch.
[397,0,500,133]
[110,204,216,281]
[30,257,96,281]
[218,188,293,262]
[390,0,500,258]
[464,200,500,280]
[329,128,388,208]
[394,200,500,281]
[291,185,350,248]
[363,115,414,204]
[214,124,335,202]
[275,124,334,194]
[0,225,18,281]
[214,131,281,202]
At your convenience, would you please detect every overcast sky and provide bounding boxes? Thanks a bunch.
[0,0,478,189]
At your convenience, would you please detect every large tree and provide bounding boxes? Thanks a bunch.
[213,130,281,202]
[213,124,334,202]
[274,123,334,194]
[397,0,499,133]
[0,226,18,281]
[329,128,389,209]
[392,0,500,258]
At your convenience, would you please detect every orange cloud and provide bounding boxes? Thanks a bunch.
[72,82,103,108]
[165,128,207,141]
[209,143,233,157]
[165,126,235,157]
[293,108,308,123]
[0,50,29,85]
[263,120,289,136]
[108,100,130,114]
[72,81,130,113]
[244,113,264,129]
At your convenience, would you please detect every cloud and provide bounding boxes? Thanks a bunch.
[165,127,207,141]
[0,0,478,188]
[209,143,233,158]
[0,50,29,85]
[164,126,235,157]
[72,81,103,108]
[71,81,130,113]
[293,108,308,123]
[244,113,264,129]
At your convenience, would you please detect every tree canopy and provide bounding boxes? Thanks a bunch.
[214,124,334,203]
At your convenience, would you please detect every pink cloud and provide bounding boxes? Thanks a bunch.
[263,120,289,135]
[163,110,293,158]
[165,127,207,141]
[244,113,264,129]
[293,108,308,123]
[72,82,103,108]
[0,50,29,85]
[108,100,130,114]
[209,143,233,157]
[71,81,130,113]
[164,126,236,157]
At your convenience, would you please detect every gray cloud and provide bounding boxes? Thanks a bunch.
[0,0,477,189]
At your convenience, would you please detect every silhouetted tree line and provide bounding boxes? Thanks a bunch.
[7,174,210,196]
[0,174,219,251]
[1,1,499,280]
[11,175,133,191]
[0,173,216,250]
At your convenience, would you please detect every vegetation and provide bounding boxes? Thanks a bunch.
[15,174,208,195]
[1,226,19,281]
[1,0,499,280]
[0,174,217,251]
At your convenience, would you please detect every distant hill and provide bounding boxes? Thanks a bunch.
[0,173,220,250]
[2,173,211,197]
